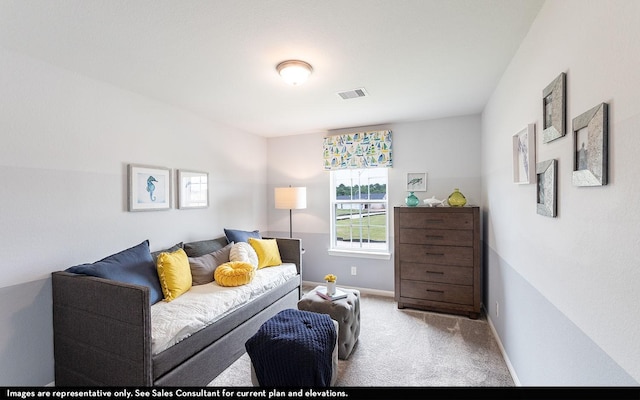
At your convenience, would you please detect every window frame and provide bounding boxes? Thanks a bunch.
[328,168,391,260]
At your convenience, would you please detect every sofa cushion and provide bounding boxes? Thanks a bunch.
[183,237,228,258]
[214,261,255,287]
[230,242,259,270]
[188,242,234,286]
[157,248,192,301]
[248,238,283,269]
[224,228,261,243]
[151,242,183,263]
[66,240,163,305]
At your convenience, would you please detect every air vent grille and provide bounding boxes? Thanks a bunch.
[337,87,368,100]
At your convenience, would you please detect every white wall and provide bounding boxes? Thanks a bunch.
[482,0,640,384]
[266,116,482,290]
[0,48,268,385]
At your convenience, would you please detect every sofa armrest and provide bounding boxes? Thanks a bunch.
[52,271,153,386]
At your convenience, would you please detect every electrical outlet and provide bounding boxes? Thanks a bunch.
[496,301,499,318]
[351,266,357,276]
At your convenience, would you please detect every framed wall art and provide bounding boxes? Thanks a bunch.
[542,72,566,143]
[572,102,608,187]
[406,172,427,191]
[513,124,536,184]
[177,170,209,209]
[536,159,557,218]
[128,164,171,211]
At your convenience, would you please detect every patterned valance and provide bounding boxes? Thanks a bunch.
[323,130,392,170]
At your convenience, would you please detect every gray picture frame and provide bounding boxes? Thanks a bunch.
[572,102,608,187]
[128,164,171,211]
[542,72,566,143]
[177,169,209,209]
[536,159,557,218]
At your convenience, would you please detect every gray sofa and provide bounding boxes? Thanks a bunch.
[52,236,302,386]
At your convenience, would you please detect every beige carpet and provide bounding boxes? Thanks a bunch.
[208,287,514,387]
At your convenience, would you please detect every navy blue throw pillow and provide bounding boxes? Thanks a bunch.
[66,240,163,305]
[224,228,261,243]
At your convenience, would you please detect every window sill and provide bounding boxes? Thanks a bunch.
[327,249,392,260]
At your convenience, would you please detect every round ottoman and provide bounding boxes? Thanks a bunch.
[297,286,360,360]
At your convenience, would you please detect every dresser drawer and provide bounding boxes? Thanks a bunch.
[398,243,474,267]
[400,262,473,285]
[400,280,473,305]
[397,211,473,230]
[399,228,473,246]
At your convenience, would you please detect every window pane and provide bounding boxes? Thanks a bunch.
[331,168,388,252]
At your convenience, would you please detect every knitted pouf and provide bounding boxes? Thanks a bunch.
[245,308,338,387]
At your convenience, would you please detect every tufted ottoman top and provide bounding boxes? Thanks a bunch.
[297,286,361,360]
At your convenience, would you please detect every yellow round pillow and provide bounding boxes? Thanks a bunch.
[214,261,255,287]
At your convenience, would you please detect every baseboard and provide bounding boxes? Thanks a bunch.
[485,306,521,386]
[302,280,394,298]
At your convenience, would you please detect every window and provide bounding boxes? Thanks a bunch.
[329,168,389,258]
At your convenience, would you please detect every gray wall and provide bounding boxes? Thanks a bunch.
[0,48,269,385]
[265,116,482,290]
[481,0,640,385]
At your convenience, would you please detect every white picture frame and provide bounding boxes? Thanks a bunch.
[177,170,209,209]
[513,124,536,184]
[406,172,427,191]
[128,164,171,211]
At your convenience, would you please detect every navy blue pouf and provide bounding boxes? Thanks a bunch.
[245,308,337,387]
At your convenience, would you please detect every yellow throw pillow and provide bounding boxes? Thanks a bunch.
[248,238,282,269]
[156,248,192,301]
[214,261,255,287]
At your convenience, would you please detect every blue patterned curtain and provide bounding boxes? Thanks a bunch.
[323,130,392,170]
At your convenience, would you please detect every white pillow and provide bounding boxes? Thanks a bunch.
[230,242,259,270]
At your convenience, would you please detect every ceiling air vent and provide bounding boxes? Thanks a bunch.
[337,87,368,100]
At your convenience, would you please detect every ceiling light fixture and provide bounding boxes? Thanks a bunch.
[276,60,313,86]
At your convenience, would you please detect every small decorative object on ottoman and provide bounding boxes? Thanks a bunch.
[297,286,360,360]
[245,309,338,387]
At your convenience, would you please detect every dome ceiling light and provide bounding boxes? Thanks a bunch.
[276,60,313,86]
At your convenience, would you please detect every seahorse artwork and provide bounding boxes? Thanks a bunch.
[146,176,158,201]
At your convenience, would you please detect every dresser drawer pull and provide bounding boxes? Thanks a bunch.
[425,235,444,240]
[425,270,444,275]
[426,289,445,294]
[425,252,444,256]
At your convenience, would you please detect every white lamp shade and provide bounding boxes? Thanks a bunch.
[275,187,307,210]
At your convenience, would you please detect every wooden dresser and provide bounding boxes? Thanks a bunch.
[394,206,481,319]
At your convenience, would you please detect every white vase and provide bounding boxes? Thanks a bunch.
[326,281,336,296]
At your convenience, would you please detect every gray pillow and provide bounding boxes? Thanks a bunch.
[184,237,228,258]
[189,242,234,285]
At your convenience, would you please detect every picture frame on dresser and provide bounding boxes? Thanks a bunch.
[128,164,171,211]
[513,124,536,184]
[177,170,209,209]
[572,102,608,187]
[406,172,427,191]
[542,72,566,143]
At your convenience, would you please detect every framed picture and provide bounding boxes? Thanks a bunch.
[536,159,557,218]
[542,72,566,143]
[406,172,427,191]
[513,124,536,184]
[572,102,608,187]
[177,170,209,209]
[128,164,171,211]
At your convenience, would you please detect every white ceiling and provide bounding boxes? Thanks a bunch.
[0,0,544,138]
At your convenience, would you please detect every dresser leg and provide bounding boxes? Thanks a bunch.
[397,302,405,309]
[468,312,479,320]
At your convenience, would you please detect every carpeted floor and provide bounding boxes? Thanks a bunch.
[208,286,514,387]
